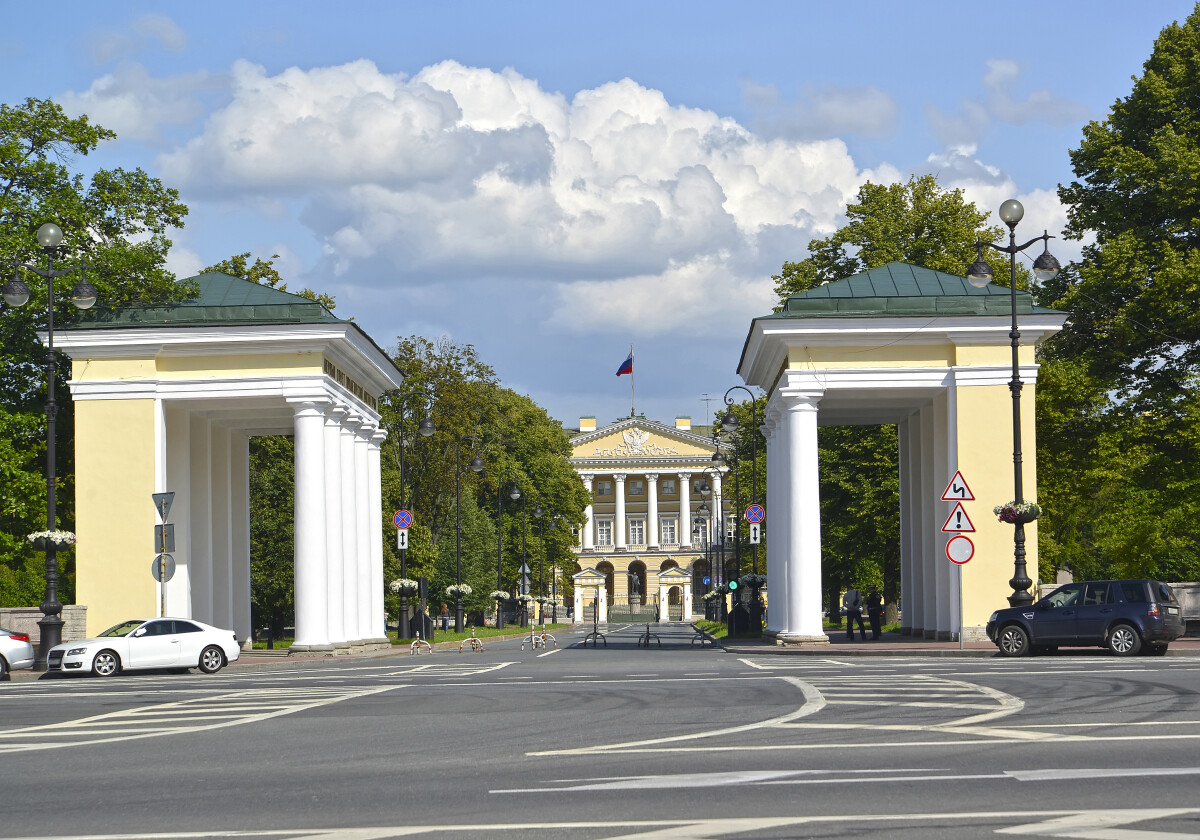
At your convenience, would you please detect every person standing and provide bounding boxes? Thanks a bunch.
[842,586,865,641]
[865,584,884,640]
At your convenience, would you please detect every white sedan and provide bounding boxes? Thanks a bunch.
[47,618,240,677]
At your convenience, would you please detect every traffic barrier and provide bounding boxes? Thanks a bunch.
[409,631,433,655]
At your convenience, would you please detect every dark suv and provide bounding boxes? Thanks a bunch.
[986,579,1184,657]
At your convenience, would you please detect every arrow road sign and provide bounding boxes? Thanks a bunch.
[946,535,974,565]
[745,504,765,524]
[941,471,975,501]
[393,510,413,529]
[749,522,761,544]
[941,503,976,533]
[397,529,408,550]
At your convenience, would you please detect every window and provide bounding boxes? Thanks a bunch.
[629,479,644,496]
[725,514,737,539]
[1121,582,1148,603]
[596,520,613,546]
[660,517,677,545]
[596,481,612,497]
[1083,582,1113,606]
[629,518,645,544]
[1046,584,1082,608]
[661,479,676,496]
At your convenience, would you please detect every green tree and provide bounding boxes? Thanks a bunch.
[0,98,188,605]
[248,435,295,643]
[1039,6,1200,582]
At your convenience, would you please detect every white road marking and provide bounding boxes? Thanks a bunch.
[536,648,561,658]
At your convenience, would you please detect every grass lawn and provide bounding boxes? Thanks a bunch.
[390,623,571,645]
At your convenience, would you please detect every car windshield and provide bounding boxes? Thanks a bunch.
[98,620,146,637]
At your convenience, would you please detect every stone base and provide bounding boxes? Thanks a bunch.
[333,642,353,655]
[365,636,391,651]
[764,630,830,647]
[288,643,335,656]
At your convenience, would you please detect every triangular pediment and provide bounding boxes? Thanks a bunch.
[571,417,715,460]
[573,567,606,582]
[657,566,690,581]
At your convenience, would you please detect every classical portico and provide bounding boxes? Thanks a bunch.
[55,272,403,650]
[738,262,1066,644]
[569,415,725,620]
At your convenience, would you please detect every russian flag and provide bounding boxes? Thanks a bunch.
[615,350,633,377]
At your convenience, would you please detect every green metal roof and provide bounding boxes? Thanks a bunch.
[70,272,343,329]
[770,262,1063,318]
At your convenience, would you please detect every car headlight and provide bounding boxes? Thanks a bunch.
[66,647,88,656]
[988,612,998,624]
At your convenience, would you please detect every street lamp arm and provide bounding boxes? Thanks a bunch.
[974,232,1054,256]
[14,260,83,280]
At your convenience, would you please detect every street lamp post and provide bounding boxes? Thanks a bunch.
[697,500,712,619]
[721,386,760,574]
[4,222,99,670]
[708,435,728,622]
[534,504,545,625]
[496,479,521,629]
[388,396,435,637]
[453,437,484,632]
[966,199,1061,608]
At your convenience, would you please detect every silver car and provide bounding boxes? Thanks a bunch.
[0,627,36,679]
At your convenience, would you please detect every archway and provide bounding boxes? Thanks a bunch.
[627,560,647,607]
[595,561,615,607]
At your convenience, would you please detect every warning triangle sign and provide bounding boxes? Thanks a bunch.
[941,502,975,533]
[941,471,974,501]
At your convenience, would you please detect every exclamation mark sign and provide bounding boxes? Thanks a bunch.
[956,510,963,529]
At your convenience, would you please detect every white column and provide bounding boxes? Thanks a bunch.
[598,583,608,622]
[919,403,937,637]
[683,581,693,619]
[292,402,330,649]
[613,473,627,551]
[210,423,233,630]
[573,584,583,622]
[229,431,251,648]
[933,391,952,640]
[763,404,787,635]
[898,416,915,635]
[355,422,372,643]
[658,584,668,621]
[324,407,347,650]
[341,415,361,645]
[165,406,192,618]
[646,473,659,549]
[781,389,825,641]
[368,427,387,643]
[580,474,595,551]
[678,473,692,548]
[711,471,723,580]
[188,413,213,623]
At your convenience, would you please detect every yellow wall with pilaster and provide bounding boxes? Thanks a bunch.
[74,399,158,635]
[954,379,1039,628]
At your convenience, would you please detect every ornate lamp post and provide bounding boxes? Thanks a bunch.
[453,437,484,632]
[966,199,1061,608]
[496,479,520,629]
[4,222,98,670]
[721,386,760,573]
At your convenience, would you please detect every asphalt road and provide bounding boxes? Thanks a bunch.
[3,622,1200,839]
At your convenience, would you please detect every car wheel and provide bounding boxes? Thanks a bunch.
[198,645,225,674]
[92,650,121,677]
[0,656,8,681]
[1107,624,1142,656]
[998,624,1030,657]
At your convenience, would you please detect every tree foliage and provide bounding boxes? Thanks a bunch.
[0,98,188,605]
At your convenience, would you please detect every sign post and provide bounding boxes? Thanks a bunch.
[940,472,974,651]
[152,492,176,618]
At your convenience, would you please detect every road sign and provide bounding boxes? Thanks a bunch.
[745,504,765,524]
[703,576,711,586]
[397,529,408,550]
[940,503,975,533]
[154,523,175,553]
[151,554,176,582]
[941,471,975,501]
[393,510,413,529]
[152,491,175,521]
[749,522,761,544]
[946,535,974,564]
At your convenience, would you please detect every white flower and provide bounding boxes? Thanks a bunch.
[446,583,473,597]
[28,530,76,545]
[389,578,419,594]
[489,590,508,600]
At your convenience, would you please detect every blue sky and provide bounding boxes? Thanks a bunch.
[2,2,1193,427]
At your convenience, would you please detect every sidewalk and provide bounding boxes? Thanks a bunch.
[721,629,1200,656]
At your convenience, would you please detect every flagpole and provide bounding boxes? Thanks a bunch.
[630,344,635,417]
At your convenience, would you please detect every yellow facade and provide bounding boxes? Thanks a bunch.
[74,398,158,634]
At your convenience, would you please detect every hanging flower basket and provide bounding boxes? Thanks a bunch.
[388,578,419,595]
[445,583,473,598]
[516,593,533,603]
[993,501,1041,524]
[27,530,76,551]
[489,590,508,601]
[739,573,768,590]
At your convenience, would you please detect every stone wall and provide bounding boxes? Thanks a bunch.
[0,606,88,643]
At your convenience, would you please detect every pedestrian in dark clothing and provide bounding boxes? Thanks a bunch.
[866,584,883,640]
[842,587,865,640]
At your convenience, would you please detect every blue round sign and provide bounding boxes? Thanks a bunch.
[745,504,765,524]
[393,510,413,529]
[703,576,711,586]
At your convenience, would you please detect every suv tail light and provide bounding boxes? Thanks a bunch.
[6,633,30,643]
[1147,604,1160,617]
